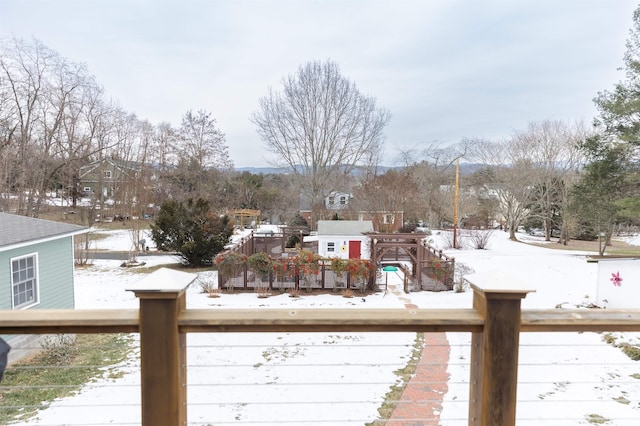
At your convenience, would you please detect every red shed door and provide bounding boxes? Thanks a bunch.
[348,240,361,259]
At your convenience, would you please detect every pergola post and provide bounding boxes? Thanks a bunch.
[468,276,534,426]
[127,268,197,426]
[416,241,424,288]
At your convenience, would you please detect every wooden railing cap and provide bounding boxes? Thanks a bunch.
[126,267,197,297]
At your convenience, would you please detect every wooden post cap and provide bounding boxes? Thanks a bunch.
[468,272,535,299]
[126,267,197,298]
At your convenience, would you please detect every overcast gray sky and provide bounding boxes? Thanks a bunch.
[0,0,637,167]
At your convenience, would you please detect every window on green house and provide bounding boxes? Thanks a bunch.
[11,253,39,309]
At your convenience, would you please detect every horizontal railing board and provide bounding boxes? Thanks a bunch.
[178,308,484,333]
[2,308,640,334]
[0,309,139,334]
[521,309,640,332]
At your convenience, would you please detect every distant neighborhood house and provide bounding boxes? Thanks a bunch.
[0,213,87,362]
[326,191,352,210]
[300,191,404,233]
[78,158,141,198]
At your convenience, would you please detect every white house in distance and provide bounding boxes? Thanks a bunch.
[326,191,352,210]
[314,220,373,260]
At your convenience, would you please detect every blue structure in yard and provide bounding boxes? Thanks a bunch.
[0,213,87,362]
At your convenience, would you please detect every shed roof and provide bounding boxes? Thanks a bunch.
[0,213,88,250]
[317,220,374,236]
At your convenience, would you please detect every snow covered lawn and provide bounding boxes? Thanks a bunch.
[11,230,640,425]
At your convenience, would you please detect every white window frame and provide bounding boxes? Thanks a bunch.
[339,196,347,205]
[10,252,40,310]
[104,170,112,179]
[327,241,335,252]
[383,214,395,224]
[328,196,335,205]
[83,186,91,192]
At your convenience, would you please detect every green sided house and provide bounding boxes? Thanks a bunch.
[0,213,87,362]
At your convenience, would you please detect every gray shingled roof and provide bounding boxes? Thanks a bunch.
[0,213,88,249]
[317,220,374,236]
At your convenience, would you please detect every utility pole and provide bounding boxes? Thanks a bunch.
[453,159,459,249]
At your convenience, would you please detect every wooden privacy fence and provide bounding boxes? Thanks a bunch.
[423,246,455,290]
[1,268,640,425]
[227,230,456,291]
[216,259,374,292]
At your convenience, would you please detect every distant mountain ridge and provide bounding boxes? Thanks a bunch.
[235,163,487,175]
[235,167,292,174]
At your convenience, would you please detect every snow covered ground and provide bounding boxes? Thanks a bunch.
[11,229,640,425]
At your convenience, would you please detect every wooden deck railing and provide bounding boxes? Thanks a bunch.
[1,268,640,425]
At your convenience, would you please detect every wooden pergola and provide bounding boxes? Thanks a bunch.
[229,209,261,229]
[365,233,454,289]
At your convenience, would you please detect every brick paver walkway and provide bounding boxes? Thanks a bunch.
[386,285,451,426]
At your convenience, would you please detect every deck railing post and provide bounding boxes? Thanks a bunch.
[468,279,534,426]
[127,268,197,426]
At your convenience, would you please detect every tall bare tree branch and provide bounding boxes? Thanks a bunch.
[252,59,390,225]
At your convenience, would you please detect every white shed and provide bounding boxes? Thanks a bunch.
[595,257,640,309]
[315,220,373,260]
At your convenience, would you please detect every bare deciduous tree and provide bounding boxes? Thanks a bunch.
[468,139,535,240]
[0,36,52,215]
[353,169,418,232]
[252,59,390,227]
[0,36,110,218]
[401,140,473,228]
[174,110,233,199]
[510,120,588,243]
[151,122,178,171]
[179,110,232,171]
